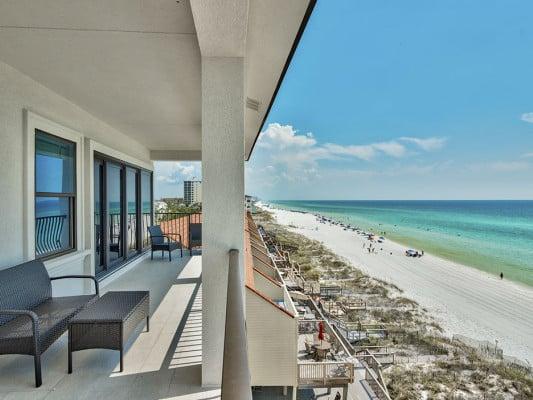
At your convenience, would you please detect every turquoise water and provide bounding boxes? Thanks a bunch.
[269,200,533,287]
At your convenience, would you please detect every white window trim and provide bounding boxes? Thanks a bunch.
[24,110,84,261]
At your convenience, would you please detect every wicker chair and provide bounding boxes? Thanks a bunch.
[148,225,183,261]
[0,260,99,387]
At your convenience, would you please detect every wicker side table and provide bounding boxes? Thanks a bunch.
[68,291,149,373]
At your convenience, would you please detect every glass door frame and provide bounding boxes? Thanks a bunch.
[126,166,140,257]
[94,158,105,275]
[94,151,152,278]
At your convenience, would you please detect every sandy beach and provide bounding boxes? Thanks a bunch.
[262,204,533,364]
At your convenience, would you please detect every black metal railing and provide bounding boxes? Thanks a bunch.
[106,212,154,251]
[35,215,67,256]
[109,213,121,250]
[141,212,152,248]
[95,211,200,259]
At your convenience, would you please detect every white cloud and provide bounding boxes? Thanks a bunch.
[257,123,316,149]
[324,140,406,160]
[400,136,447,151]
[323,143,376,161]
[520,112,533,123]
[373,141,408,157]
[522,152,533,158]
[154,162,199,183]
[252,124,447,184]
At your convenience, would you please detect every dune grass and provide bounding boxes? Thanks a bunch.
[253,208,533,399]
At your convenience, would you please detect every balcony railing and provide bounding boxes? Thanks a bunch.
[155,212,202,249]
[35,215,67,256]
[357,350,392,400]
[297,361,354,386]
[106,212,153,251]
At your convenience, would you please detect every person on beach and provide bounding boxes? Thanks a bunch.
[500,272,504,280]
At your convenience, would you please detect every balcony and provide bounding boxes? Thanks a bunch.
[0,1,316,397]
[0,254,218,399]
[245,214,356,398]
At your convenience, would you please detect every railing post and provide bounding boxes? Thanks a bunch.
[221,249,252,400]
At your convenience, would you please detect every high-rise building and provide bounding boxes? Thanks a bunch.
[184,180,202,205]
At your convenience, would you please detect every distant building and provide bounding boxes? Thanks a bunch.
[245,195,257,213]
[184,180,202,205]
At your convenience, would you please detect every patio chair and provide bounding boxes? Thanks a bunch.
[304,340,316,358]
[148,225,183,261]
[188,223,202,255]
[0,260,99,387]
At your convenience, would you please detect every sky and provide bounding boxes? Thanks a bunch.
[154,161,201,199]
[156,0,533,200]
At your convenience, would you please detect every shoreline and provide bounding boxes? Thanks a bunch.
[268,201,533,288]
[260,203,533,364]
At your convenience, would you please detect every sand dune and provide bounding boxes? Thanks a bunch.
[264,205,533,364]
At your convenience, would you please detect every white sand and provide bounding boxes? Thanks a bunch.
[262,204,533,364]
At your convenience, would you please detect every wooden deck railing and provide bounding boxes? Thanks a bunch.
[332,322,392,400]
[298,362,354,386]
[357,350,392,400]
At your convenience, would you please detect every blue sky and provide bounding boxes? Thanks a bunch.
[156,0,533,200]
[245,0,533,200]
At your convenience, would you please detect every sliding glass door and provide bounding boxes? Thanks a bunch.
[107,162,123,265]
[94,153,152,278]
[141,171,152,249]
[94,159,105,275]
[126,167,139,257]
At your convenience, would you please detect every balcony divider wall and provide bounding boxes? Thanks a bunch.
[94,152,152,279]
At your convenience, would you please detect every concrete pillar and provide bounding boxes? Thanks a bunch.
[201,56,245,387]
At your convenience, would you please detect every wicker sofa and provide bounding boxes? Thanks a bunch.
[0,260,99,387]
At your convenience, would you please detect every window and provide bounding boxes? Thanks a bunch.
[35,130,76,258]
[93,152,152,277]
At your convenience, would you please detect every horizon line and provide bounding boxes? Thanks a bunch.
[262,198,533,202]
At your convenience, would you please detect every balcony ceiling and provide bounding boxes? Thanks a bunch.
[0,0,312,160]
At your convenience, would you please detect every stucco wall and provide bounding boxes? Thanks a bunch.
[201,56,245,386]
[0,61,150,273]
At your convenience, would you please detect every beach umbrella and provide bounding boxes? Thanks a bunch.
[318,321,325,342]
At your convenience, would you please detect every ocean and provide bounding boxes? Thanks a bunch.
[269,200,533,287]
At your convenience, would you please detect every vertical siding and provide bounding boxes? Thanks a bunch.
[246,289,298,387]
